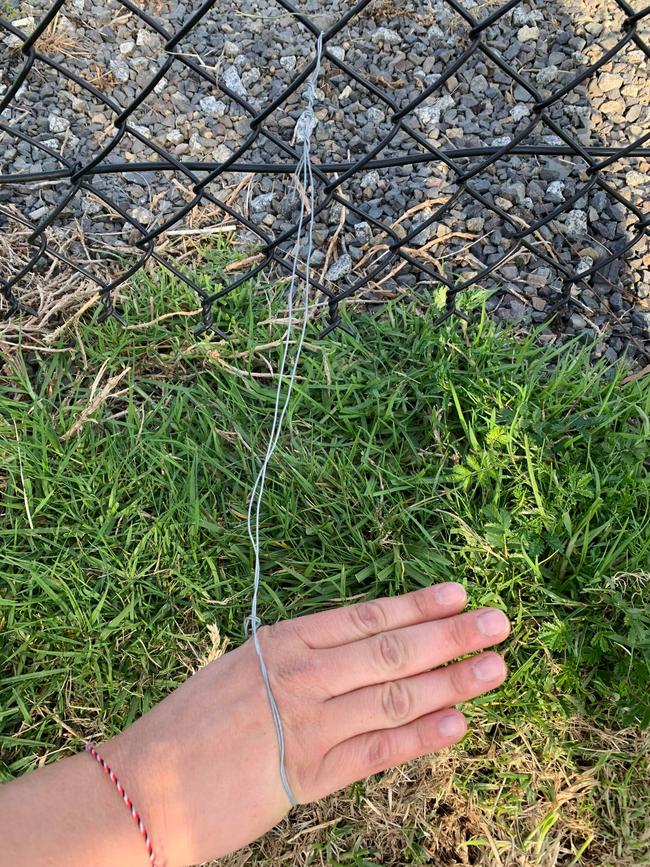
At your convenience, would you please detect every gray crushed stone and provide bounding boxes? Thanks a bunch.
[0,0,648,364]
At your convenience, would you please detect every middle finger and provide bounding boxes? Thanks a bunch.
[315,608,510,696]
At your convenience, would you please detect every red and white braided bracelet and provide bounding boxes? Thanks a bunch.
[85,742,158,866]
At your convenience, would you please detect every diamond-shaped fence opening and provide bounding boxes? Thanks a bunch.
[0,0,648,351]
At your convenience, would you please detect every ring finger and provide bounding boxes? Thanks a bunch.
[322,651,507,744]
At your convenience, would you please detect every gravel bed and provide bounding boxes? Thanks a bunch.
[1,0,648,363]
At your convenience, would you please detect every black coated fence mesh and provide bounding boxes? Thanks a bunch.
[0,0,648,339]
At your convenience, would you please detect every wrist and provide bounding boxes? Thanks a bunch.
[0,746,160,867]
[85,740,161,866]
[96,648,293,867]
[101,727,183,867]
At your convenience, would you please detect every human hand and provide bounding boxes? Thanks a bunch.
[105,582,510,866]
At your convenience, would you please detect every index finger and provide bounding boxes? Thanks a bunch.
[294,582,467,649]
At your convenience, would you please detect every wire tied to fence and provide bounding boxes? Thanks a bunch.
[244,31,324,810]
[0,0,648,345]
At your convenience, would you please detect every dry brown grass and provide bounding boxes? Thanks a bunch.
[0,210,96,347]
[0,176,326,361]
[0,189,241,360]
[37,15,90,58]
[141,0,167,15]
[85,64,118,93]
[366,0,407,23]
[211,721,649,867]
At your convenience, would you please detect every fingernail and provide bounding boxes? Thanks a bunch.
[473,654,505,682]
[438,712,465,738]
[434,582,465,605]
[477,609,509,637]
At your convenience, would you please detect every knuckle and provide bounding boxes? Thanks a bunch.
[447,663,468,696]
[366,731,392,770]
[351,601,387,636]
[376,632,408,673]
[447,614,471,650]
[412,589,433,621]
[416,717,435,753]
[381,680,412,723]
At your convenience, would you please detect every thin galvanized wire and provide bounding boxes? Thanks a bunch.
[0,0,649,337]
[245,32,324,809]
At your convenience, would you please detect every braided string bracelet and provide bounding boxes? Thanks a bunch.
[84,742,157,866]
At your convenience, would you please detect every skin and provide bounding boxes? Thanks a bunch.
[0,582,510,867]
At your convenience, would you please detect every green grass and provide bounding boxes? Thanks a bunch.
[1,252,649,864]
[0,0,22,19]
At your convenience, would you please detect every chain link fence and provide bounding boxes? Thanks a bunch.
[0,0,648,348]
